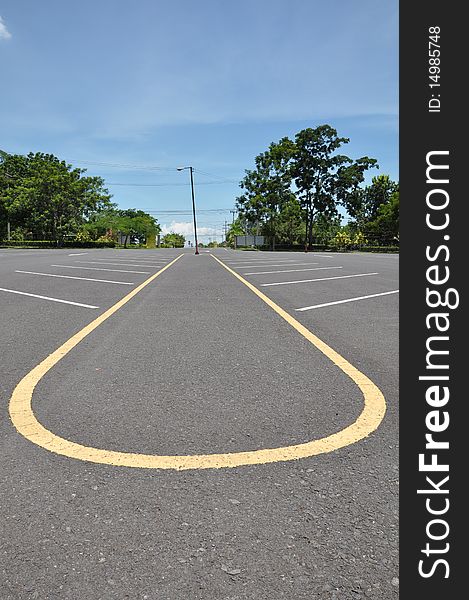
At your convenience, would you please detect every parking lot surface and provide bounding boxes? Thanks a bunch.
[0,248,398,599]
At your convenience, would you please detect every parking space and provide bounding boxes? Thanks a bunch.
[0,249,183,313]
[0,248,186,404]
[214,249,399,400]
[1,247,397,373]
[219,250,398,313]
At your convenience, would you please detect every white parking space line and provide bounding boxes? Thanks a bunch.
[15,270,135,285]
[226,259,300,264]
[95,257,167,262]
[86,257,168,262]
[295,290,400,311]
[237,263,324,268]
[245,266,342,275]
[352,253,399,259]
[74,261,164,268]
[0,287,99,309]
[51,265,150,274]
[68,253,88,256]
[0,252,58,257]
[260,272,379,287]
[227,254,336,260]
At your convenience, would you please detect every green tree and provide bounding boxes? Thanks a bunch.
[291,125,377,250]
[115,209,160,247]
[0,152,112,241]
[84,208,160,247]
[0,152,30,239]
[226,218,245,247]
[346,174,398,231]
[275,197,305,245]
[236,137,295,251]
[161,232,185,248]
[311,213,343,245]
[365,189,399,244]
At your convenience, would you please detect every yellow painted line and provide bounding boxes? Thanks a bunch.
[9,253,386,471]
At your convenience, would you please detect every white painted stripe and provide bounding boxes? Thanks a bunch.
[68,253,88,256]
[15,270,134,285]
[238,263,322,268]
[0,252,57,256]
[74,261,164,268]
[86,259,167,263]
[304,254,335,258]
[260,272,379,287]
[226,259,298,264]
[229,254,336,260]
[0,287,99,309]
[295,290,400,311]
[94,257,167,262]
[51,265,150,274]
[245,266,342,275]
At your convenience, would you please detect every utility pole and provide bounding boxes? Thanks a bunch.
[177,166,199,255]
[189,167,199,254]
[229,209,237,249]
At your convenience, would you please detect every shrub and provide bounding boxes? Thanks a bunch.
[353,232,368,247]
[0,239,115,248]
[75,230,92,242]
[331,231,353,251]
[357,245,399,253]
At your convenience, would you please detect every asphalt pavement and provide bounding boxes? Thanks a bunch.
[0,247,398,599]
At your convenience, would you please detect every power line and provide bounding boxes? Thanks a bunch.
[146,209,233,215]
[106,180,238,187]
[5,154,243,181]
[66,159,177,172]
[194,169,240,182]
[67,160,242,181]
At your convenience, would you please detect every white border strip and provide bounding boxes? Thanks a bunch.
[0,287,99,309]
[296,290,399,311]
[74,261,164,268]
[261,272,379,287]
[15,270,134,285]
[51,265,150,274]
[245,266,340,275]
[238,263,323,268]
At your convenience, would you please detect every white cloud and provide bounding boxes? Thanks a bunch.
[161,221,219,239]
[161,221,193,236]
[0,16,12,40]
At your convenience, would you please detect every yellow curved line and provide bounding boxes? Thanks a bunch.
[9,253,386,470]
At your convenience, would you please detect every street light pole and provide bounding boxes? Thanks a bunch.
[177,166,199,255]
[189,167,199,255]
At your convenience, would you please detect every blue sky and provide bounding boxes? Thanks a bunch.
[0,1,398,242]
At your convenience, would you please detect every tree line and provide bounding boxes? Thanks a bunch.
[230,125,399,250]
[0,151,165,246]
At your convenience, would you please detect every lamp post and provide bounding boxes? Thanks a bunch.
[177,166,199,255]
